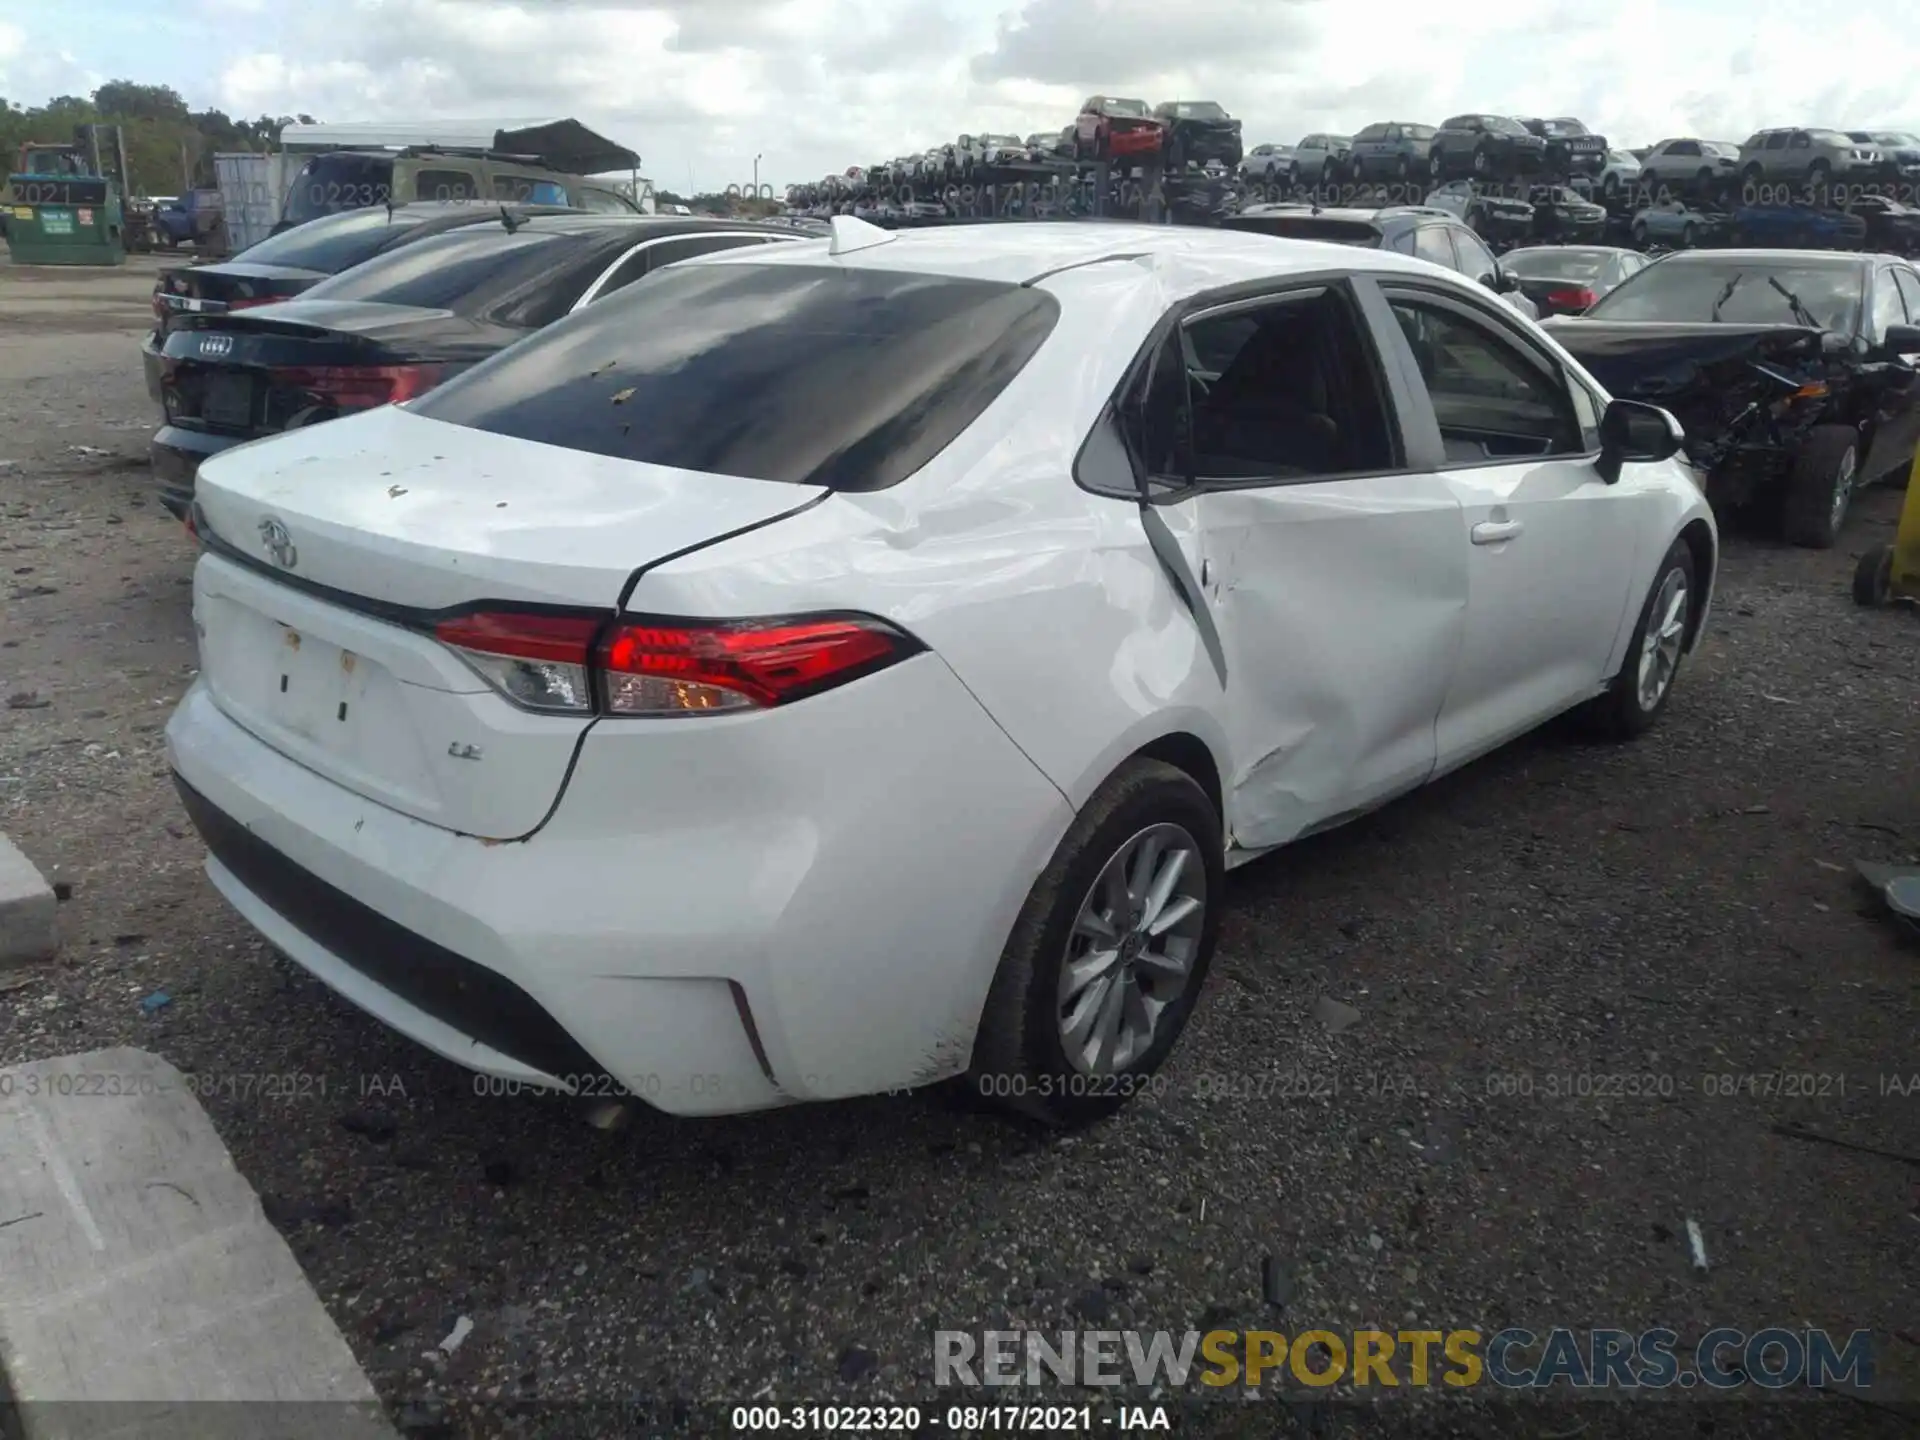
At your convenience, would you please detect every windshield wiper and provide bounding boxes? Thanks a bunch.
[1765,275,1822,330]
[1709,272,1743,322]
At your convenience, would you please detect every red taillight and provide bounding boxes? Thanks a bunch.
[1546,286,1597,310]
[267,364,442,411]
[432,611,918,716]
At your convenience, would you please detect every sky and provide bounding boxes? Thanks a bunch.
[3,0,1919,194]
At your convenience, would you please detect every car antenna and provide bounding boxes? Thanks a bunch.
[499,204,522,234]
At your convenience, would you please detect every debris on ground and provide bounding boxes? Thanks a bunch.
[1312,995,1362,1034]
[1685,1219,1709,1273]
[437,1315,473,1355]
[137,990,170,1015]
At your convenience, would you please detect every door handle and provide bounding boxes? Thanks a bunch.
[1471,519,1524,545]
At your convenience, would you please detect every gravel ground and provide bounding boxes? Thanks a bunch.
[1,258,1917,1440]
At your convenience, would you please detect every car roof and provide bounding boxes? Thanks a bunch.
[506,213,796,237]
[678,219,1474,299]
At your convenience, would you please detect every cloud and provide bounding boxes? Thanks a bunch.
[15,0,1920,192]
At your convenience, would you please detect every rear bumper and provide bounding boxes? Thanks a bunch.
[151,425,242,520]
[164,653,1072,1117]
[1108,127,1163,158]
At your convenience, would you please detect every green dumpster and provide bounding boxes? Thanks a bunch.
[5,176,126,265]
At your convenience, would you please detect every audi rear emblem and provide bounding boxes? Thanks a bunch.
[198,334,233,357]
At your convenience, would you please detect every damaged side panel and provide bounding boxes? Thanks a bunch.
[1196,477,1468,851]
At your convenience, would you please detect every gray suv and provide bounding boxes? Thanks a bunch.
[1290,133,1353,186]
[1348,122,1437,182]
[1738,128,1885,188]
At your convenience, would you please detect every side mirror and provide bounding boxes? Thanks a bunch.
[1596,398,1685,483]
[1485,267,1519,293]
[1882,323,1920,353]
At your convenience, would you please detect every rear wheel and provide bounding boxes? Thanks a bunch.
[1631,220,1649,246]
[1472,146,1491,177]
[1782,423,1859,548]
[967,758,1222,1128]
[1583,539,1696,739]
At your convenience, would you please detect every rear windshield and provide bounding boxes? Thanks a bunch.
[410,263,1061,492]
[1220,215,1380,245]
[296,226,587,317]
[1586,257,1864,329]
[1106,99,1150,117]
[230,206,441,274]
[1170,102,1227,120]
[1502,247,1612,279]
[283,154,395,226]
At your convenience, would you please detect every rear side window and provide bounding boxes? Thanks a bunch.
[412,168,480,203]
[493,173,573,206]
[230,207,429,274]
[298,227,584,316]
[1220,216,1382,245]
[283,154,394,226]
[411,264,1061,492]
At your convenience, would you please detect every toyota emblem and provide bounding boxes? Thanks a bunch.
[258,517,298,569]
[198,333,233,357]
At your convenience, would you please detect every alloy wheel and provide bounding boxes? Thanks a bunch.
[1056,823,1207,1075]
[1829,445,1858,532]
[1635,569,1690,712]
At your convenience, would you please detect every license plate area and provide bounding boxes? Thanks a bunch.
[201,372,255,428]
[199,592,438,809]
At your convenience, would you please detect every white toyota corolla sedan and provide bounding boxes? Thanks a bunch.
[167,217,1716,1127]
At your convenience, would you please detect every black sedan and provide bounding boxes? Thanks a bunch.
[1498,245,1652,315]
[151,214,800,518]
[141,203,577,405]
[1544,250,1920,548]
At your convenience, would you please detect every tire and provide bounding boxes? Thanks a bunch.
[1287,163,1301,189]
[1583,538,1697,740]
[1168,136,1186,172]
[1631,220,1649,247]
[1396,154,1411,181]
[1472,146,1491,177]
[1853,544,1896,606]
[1742,163,1763,187]
[967,758,1223,1129]
[1781,423,1859,548]
[1602,172,1619,199]
[1808,159,1831,187]
[1431,152,1446,180]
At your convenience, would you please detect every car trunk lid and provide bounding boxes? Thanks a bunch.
[160,304,487,439]
[188,405,828,838]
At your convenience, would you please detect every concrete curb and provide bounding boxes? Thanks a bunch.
[0,1048,396,1439]
[0,834,56,970]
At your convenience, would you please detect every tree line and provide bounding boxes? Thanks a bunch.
[1,81,317,196]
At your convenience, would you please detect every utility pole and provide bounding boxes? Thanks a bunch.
[753,153,763,196]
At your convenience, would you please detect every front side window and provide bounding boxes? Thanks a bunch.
[1122,288,1399,484]
[1869,269,1907,338]
[411,265,1060,492]
[1452,228,1499,285]
[1893,267,1920,322]
[1669,140,1699,157]
[1386,297,1582,463]
[1413,225,1456,269]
